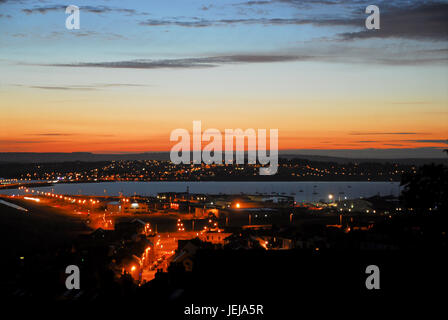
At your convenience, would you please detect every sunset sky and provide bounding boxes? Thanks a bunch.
[1,0,447,154]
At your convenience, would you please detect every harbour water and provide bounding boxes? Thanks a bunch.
[0,181,402,202]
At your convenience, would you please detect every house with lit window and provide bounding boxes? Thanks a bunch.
[122,201,149,214]
[199,230,232,245]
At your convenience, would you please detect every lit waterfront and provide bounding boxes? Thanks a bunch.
[0,181,402,202]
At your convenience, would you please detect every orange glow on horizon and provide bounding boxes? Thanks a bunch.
[1,90,447,153]
[0,135,446,153]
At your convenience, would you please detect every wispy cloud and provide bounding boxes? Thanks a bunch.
[26,133,116,137]
[349,132,421,136]
[37,46,448,70]
[27,86,97,91]
[355,139,447,148]
[383,143,406,147]
[406,139,447,144]
[139,17,314,28]
[22,5,137,15]
[139,1,448,42]
[26,133,74,137]
[12,83,149,91]
[339,2,448,41]
[0,140,57,144]
[43,55,307,69]
[356,139,447,144]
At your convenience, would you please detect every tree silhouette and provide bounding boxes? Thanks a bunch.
[400,149,448,213]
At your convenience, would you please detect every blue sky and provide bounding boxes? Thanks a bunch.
[2,0,446,62]
[0,0,447,155]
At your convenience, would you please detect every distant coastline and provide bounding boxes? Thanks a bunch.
[0,148,447,164]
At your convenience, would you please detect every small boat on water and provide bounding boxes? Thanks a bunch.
[299,190,304,193]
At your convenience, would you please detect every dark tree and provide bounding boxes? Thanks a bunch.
[400,163,448,213]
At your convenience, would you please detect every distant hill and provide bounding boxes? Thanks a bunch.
[279,154,447,165]
[0,150,446,165]
[0,152,170,163]
[280,147,447,159]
